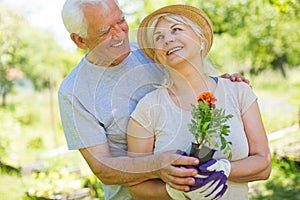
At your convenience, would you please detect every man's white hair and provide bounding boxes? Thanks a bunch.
[61,0,119,38]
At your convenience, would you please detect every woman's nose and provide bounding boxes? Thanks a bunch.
[164,32,175,44]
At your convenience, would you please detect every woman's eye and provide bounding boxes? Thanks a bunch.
[172,27,181,33]
[155,35,163,42]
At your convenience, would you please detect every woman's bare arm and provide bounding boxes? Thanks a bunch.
[229,102,272,182]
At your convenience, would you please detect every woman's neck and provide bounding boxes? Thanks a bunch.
[167,62,216,110]
[168,62,210,94]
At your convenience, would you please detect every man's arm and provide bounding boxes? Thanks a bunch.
[128,179,171,200]
[79,143,199,190]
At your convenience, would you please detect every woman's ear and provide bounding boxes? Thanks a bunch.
[70,33,88,50]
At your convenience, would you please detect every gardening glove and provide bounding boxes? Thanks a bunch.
[199,159,231,177]
[167,151,228,199]
[176,149,189,156]
[166,169,228,200]
[187,170,228,200]
[165,171,208,200]
[166,184,186,200]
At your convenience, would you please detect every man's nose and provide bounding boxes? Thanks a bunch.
[111,24,125,39]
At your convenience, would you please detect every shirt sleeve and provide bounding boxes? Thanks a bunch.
[130,92,158,133]
[238,83,258,115]
[58,91,107,150]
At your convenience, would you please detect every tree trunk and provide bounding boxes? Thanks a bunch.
[278,56,287,78]
[1,91,6,107]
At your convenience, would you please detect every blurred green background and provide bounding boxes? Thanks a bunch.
[0,0,299,199]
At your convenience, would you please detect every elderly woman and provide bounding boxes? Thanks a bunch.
[127,5,271,200]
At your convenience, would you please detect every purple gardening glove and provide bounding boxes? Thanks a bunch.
[200,159,231,177]
[188,170,228,199]
[166,167,228,200]
[176,149,189,156]
[166,151,228,200]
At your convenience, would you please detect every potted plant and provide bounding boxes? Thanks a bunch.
[188,92,233,165]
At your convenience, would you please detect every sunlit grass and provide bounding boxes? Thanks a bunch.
[261,108,297,134]
[250,67,300,133]
[250,67,300,101]
[0,173,27,199]
[249,156,300,200]
[1,90,65,165]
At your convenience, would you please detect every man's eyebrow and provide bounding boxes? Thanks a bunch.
[100,14,125,33]
[100,26,110,33]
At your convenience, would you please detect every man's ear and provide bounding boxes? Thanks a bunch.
[70,33,88,50]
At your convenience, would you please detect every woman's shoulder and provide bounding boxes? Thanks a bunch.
[219,77,251,90]
[218,77,256,103]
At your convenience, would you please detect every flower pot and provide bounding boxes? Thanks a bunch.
[190,143,216,165]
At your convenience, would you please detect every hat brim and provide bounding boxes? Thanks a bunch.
[137,4,213,62]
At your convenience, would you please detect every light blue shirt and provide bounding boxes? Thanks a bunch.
[58,43,168,199]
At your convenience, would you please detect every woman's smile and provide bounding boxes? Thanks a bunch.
[166,46,183,55]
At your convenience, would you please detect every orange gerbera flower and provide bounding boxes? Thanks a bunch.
[197,92,217,108]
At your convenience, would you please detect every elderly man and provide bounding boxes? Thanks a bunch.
[58,0,249,199]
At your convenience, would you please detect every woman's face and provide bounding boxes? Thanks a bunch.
[153,18,202,68]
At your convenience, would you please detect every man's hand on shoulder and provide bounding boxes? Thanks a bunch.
[221,73,250,85]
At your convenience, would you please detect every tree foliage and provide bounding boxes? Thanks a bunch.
[0,2,82,106]
[0,2,26,106]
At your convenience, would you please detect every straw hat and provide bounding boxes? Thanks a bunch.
[137,4,213,62]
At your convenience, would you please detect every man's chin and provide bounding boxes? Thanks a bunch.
[110,51,131,67]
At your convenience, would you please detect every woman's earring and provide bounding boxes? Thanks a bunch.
[199,45,203,52]
[199,44,205,57]
[200,44,204,51]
